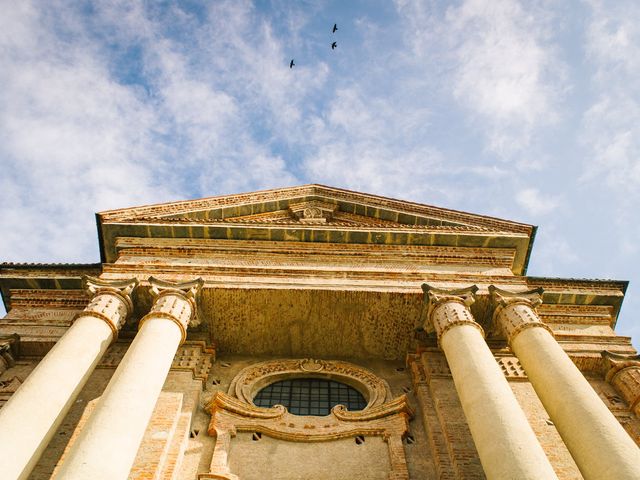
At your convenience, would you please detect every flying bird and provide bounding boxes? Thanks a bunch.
[331,41,337,50]
[290,59,295,68]
[332,23,338,33]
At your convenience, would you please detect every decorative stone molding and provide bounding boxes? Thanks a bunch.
[200,359,412,479]
[229,358,391,408]
[602,351,640,417]
[497,356,528,380]
[202,391,413,480]
[288,200,337,224]
[139,277,204,343]
[421,284,482,343]
[0,334,19,376]
[489,285,554,344]
[76,276,138,340]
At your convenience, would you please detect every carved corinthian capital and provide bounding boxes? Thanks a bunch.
[489,285,554,344]
[602,351,640,417]
[140,277,204,344]
[79,276,139,339]
[421,284,481,343]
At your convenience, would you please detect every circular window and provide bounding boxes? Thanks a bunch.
[253,378,367,416]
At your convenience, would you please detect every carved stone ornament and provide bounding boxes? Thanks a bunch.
[0,334,20,376]
[229,358,390,408]
[489,285,554,344]
[602,351,640,416]
[139,277,204,344]
[202,359,413,480]
[288,200,337,224]
[74,276,139,340]
[420,284,482,342]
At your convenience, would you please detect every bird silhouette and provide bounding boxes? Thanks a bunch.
[331,41,337,50]
[290,59,295,68]
[332,23,338,33]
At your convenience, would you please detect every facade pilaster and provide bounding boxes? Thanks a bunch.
[0,276,137,480]
[602,351,640,418]
[54,277,203,480]
[490,285,640,480]
[422,284,557,480]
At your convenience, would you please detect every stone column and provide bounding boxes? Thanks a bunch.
[490,286,640,480]
[54,277,203,480]
[422,284,557,480]
[602,351,640,418]
[0,276,137,480]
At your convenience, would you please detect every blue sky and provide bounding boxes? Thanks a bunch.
[1,0,639,347]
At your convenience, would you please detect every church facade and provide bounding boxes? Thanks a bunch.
[0,184,639,479]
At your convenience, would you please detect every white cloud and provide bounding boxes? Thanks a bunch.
[516,188,560,216]
[0,2,176,262]
[0,0,309,266]
[396,0,567,158]
[581,1,640,195]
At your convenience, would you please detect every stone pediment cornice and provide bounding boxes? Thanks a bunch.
[98,184,531,233]
[99,184,532,233]
[96,185,536,274]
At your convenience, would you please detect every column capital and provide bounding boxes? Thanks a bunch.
[489,285,553,344]
[77,276,139,339]
[602,351,640,380]
[602,351,640,415]
[421,284,481,342]
[140,277,204,343]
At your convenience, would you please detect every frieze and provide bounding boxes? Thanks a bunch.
[3,309,80,325]
[8,290,88,309]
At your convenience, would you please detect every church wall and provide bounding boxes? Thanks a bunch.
[228,433,391,480]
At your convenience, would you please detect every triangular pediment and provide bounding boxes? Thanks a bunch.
[100,184,526,232]
[97,184,536,273]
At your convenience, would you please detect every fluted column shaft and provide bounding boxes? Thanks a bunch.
[0,277,137,480]
[423,285,557,480]
[54,277,203,480]
[491,286,640,480]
